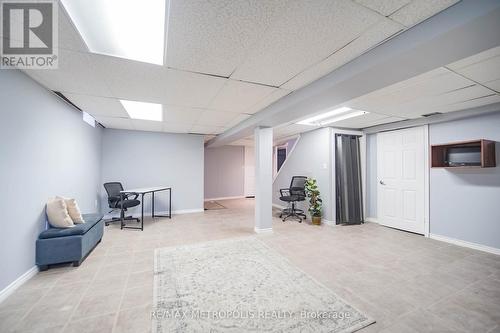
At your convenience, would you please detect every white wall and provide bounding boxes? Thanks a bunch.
[272,128,334,221]
[0,70,103,291]
[204,146,245,200]
[101,129,204,214]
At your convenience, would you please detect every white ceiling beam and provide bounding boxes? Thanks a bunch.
[207,0,500,147]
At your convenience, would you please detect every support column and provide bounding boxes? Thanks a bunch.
[254,126,273,233]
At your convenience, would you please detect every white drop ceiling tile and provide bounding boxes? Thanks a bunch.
[163,105,204,124]
[131,119,163,132]
[190,125,226,135]
[225,114,251,129]
[281,19,404,90]
[95,116,133,130]
[447,46,500,70]
[354,0,411,16]
[348,69,473,112]
[196,110,240,127]
[379,87,497,119]
[93,55,227,107]
[91,55,169,103]
[166,0,287,76]
[360,116,405,128]
[429,94,500,114]
[331,112,403,128]
[244,89,291,114]
[162,123,192,134]
[23,49,111,96]
[429,85,495,107]
[63,93,128,118]
[484,79,500,93]
[58,5,88,52]
[209,80,278,113]
[231,0,383,86]
[452,55,500,85]
[273,124,312,136]
[390,0,459,27]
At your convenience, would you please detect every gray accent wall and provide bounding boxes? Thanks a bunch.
[101,129,204,214]
[429,111,500,249]
[204,146,245,200]
[272,128,334,221]
[365,111,500,249]
[0,70,103,291]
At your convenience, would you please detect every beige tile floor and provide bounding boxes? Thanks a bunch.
[1,198,499,332]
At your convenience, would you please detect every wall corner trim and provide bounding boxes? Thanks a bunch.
[429,233,500,256]
[365,217,378,224]
[0,266,39,304]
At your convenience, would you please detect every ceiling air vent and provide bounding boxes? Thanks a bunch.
[421,112,442,117]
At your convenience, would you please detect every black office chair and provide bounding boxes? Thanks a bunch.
[103,182,141,226]
[279,176,307,223]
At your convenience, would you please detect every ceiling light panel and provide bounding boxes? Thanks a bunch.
[121,100,163,122]
[297,107,368,126]
[61,0,166,65]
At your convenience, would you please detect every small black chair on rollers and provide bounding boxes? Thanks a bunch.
[279,176,307,223]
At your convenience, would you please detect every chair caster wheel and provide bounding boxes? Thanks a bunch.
[299,220,302,223]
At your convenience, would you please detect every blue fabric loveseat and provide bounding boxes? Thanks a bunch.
[36,213,104,271]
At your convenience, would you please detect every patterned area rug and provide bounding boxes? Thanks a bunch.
[153,238,374,332]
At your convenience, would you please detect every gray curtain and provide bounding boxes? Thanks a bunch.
[335,134,364,224]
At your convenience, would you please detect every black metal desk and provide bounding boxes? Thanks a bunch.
[120,186,172,230]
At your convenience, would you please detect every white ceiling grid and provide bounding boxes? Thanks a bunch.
[17,0,463,139]
[277,47,500,139]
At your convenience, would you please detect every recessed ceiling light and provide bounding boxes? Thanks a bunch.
[120,100,163,122]
[297,107,368,126]
[61,0,166,65]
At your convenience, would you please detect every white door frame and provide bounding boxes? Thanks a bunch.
[423,125,430,237]
[375,125,430,236]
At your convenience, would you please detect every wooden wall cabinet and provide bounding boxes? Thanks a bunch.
[431,139,496,169]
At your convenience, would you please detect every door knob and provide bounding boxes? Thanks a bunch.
[379,180,386,185]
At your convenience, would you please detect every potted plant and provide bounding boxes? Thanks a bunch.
[305,178,322,225]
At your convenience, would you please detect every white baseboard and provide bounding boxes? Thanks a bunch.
[254,227,273,233]
[204,196,245,201]
[322,219,336,226]
[104,208,204,220]
[430,233,500,256]
[365,217,378,224]
[171,208,204,215]
[0,266,38,304]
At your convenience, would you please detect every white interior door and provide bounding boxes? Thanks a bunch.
[377,127,425,234]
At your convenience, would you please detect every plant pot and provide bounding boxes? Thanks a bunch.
[311,216,322,225]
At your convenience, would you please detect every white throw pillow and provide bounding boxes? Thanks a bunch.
[59,197,85,224]
[46,198,74,228]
